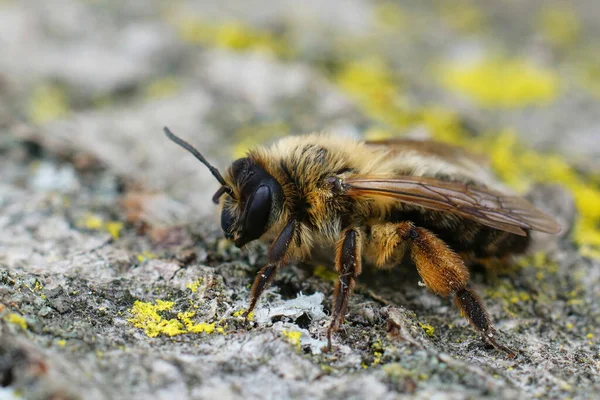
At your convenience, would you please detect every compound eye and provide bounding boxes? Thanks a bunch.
[242,185,272,242]
[220,207,234,238]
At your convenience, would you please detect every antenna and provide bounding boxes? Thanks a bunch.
[163,126,229,188]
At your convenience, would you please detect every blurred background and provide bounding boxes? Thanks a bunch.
[1,1,599,399]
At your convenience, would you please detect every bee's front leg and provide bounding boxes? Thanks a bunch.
[326,227,363,351]
[244,219,297,318]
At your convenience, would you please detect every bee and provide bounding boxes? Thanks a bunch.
[164,127,561,356]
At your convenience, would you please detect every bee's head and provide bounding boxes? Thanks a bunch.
[218,157,284,247]
[164,127,284,248]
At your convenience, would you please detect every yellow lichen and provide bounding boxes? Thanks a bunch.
[128,300,183,337]
[417,106,466,144]
[439,57,558,108]
[382,363,412,378]
[57,339,67,347]
[232,308,254,320]
[418,322,435,337]
[363,127,395,141]
[186,279,203,293]
[537,7,580,48]
[6,313,27,330]
[560,382,573,392]
[577,56,600,99]
[485,281,534,316]
[79,215,124,239]
[29,83,70,124]
[144,77,181,99]
[336,58,403,122]
[136,251,157,262]
[176,19,291,58]
[232,122,288,159]
[371,339,384,366]
[82,214,104,230]
[187,322,216,334]
[128,300,217,338]
[509,292,531,304]
[177,311,216,334]
[281,329,302,349]
[439,1,485,34]
[478,130,600,255]
[374,2,407,30]
[313,265,337,282]
[104,221,124,239]
[336,60,467,142]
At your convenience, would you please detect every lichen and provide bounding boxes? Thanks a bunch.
[143,77,181,99]
[371,339,384,366]
[82,214,104,230]
[537,6,580,48]
[105,221,124,239]
[79,214,124,239]
[175,19,291,58]
[479,131,600,255]
[336,58,403,125]
[577,56,600,99]
[136,251,157,263]
[418,322,435,337]
[383,363,414,378]
[438,1,485,34]
[6,313,27,330]
[439,57,558,108]
[186,279,203,294]
[128,300,181,337]
[178,311,216,334]
[128,300,217,338]
[373,2,407,31]
[281,329,302,349]
[313,265,337,282]
[233,308,254,320]
[232,122,289,159]
[28,83,70,124]
[485,281,535,317]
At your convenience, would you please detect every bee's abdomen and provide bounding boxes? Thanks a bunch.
[467,227,530,257]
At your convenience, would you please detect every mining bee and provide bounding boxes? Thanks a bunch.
[164,127,560,356]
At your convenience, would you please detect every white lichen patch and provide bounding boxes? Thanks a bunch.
[253,292,327,325]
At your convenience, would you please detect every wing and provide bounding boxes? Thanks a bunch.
[344,176,561,236]
[365,138,489,166]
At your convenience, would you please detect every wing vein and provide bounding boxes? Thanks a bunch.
[344,176,561,235]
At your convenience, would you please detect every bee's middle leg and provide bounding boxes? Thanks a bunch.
[326,227,363,350]
[369,222,515,357]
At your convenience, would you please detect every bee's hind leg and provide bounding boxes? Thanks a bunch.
[370,222,516,358]
[403,223,516,358]
[326,227,363,351]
